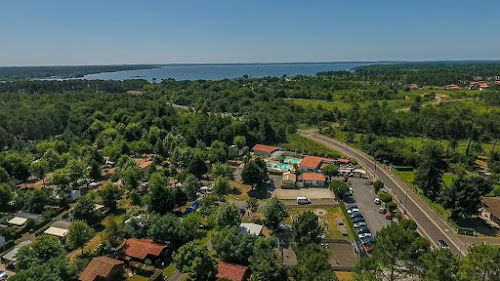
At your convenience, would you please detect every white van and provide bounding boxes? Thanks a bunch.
[297,197,311,205]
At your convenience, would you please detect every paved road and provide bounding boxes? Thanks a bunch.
[229,199,337,210]
[299,130,470,255]
[345,177,392,234]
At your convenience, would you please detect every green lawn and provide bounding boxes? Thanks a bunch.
[163,263,177,278]
[287,98,352,112]
[280,134,343,158]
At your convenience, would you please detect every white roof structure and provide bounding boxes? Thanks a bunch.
[2,240,32,263]
[94,204,104,211]
[239,223,263,236]
[44,226,69,238]
[354,169,367,175]
[8,217,27,226]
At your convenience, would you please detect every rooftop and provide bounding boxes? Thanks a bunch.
[299,156,335,169]
[124,238,167,260]
[44,226,69,237]
[483,197,500,219]
[252,144,279,154]
[239,223,263,236]
[8,217,27,226]
[2,240,32,262]
[300,172,326,182]
[216,261,249,281]
[79,256,124,281]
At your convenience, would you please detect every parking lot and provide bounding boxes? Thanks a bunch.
[344,177,393,236]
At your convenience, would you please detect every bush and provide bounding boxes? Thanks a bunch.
[378,192,392,203]
[386,202,397,211]
[330,180,349,199]
[373,180,384,193]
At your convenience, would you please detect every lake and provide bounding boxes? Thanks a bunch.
[80,62,375,82]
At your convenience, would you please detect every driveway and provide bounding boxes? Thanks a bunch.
[344,177,392,234]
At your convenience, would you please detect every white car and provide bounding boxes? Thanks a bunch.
[373,198,381,205]
[358,233,373,239]
[0,270,8,281]
[347,208,360,214]
[353,222,367,228]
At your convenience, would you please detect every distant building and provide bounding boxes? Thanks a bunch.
[410,83,418,90]
[447,84,460,90]
[252,144,279,156]
[7,212,42,227]
[299,156,349,172]
[44,220,71,239]
[281,171,297,187]
[480,197,500,227]
[298,172,326,187]
[121,238,168,265]
[216,261,250,281]
[79,256,124,281]
[479,83,489,90]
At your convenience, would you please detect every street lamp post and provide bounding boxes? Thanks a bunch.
[404,192,408,214]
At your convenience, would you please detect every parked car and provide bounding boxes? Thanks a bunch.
[346,204,358,210]
[0,270,8,281]
[385,212,393,220]
[352,217,365,223]
[296,197,311,205]
[358,233,373,239]
[350,212,363,218]
[437,240,449,249]
[347,208,360,214]
[361,237,376,245]
[356,227,370,234]
[373,198,381,205]
[353,222,367,228]
[379,207,387,214]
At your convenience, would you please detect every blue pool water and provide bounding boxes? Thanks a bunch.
[283,157,302,164]
[266,163,293,171]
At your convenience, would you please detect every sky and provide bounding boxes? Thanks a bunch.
[1,0,500,66]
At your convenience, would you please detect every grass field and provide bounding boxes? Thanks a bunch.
[280,134,343,158]
[284,206,354,241]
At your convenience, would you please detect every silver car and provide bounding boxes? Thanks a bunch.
[0,270,8,280]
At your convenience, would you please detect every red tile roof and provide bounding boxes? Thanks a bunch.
[301,172,326,182]
[216,261,249,281]
[139,160,153,169]
[479,83,489,88]
[124,239,167,260]
[299,156,335,169]
[79,256,123,281]
[252,144,279,154]
[495,81,500,84]
[336,158,350,164]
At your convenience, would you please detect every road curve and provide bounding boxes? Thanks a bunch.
[299,129,469,255]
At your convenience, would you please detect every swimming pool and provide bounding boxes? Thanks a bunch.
[266,163,293,171]
[283,157,302,164]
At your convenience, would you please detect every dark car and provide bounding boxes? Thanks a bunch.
[437,240,449,249]
[350,212,363,218]
[356,226,370,234]
[361,237,376,245]
[351,217,365,223]
[347,204,358,210]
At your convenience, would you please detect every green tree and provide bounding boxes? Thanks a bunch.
[213,176,230,196]
[322,164,339,183]
[16,234,66,270]
[241,158,268,190]
[173,242,218,281]
[67,220,95,255]
[234,135,246,151]
[30,159,49,187]
[330,180,349,200]
[263,198,288,230]
[104,215,124,247]
[250,246,288,281]
[214,203,242,230]
[459,244,500,281]
[0,167,10,183]
[52,168,71,187]
[419,249,459,281]
[178,213,206,243]
[0,183,14,210]
[442,174,482,220]
[149,183,175,215]
[183,173,201,200]
[212,226,256,264]
[208,140,228,163]
[10,255,76,281]
[413,143,446,199]
[42,148,62,171]
[373,180,384,193]
[148,213,179,244]
[290,244,339,281]
[99,183,124,210]
[293,210,323,247]
[210,163,234,180]
[73,195,98,225]
[246,197,259,218]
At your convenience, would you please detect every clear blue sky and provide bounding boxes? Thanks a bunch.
[1,0,500,66]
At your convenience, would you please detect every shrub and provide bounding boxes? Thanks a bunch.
[386,202,397,211]
[373,180,384,193]
[378,192,392,203]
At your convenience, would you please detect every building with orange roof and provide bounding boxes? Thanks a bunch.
[216,261,250,281]
[447,84,459,90]
[122,238,168,265]
[298,172,326,187]
[479,83,489,90]
[252,144,279,156]
[299,156,349,172]
[410,83,418,90]
[138,160,153,169]
[79,256,124,281]
[495,81,500,85]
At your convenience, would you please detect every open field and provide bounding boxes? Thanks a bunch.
[280,134,343,158]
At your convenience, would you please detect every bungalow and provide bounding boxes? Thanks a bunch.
[410,83,418,90]
[139,160,153,169]
[252,144,279,156]
[44,220,71,239]
[122,238,168,265]
[239,223,263,236]
[495,81,500,85]
[7,212,42,227]
[480,197,500,227]
[479,83,489,90]
[1,240,32,267]
[299,156,341,172]
[281,171,297,187]
[79,256,124,281]
[298,172,326,187]
[216,261,250,281]
[447,84,460,90]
